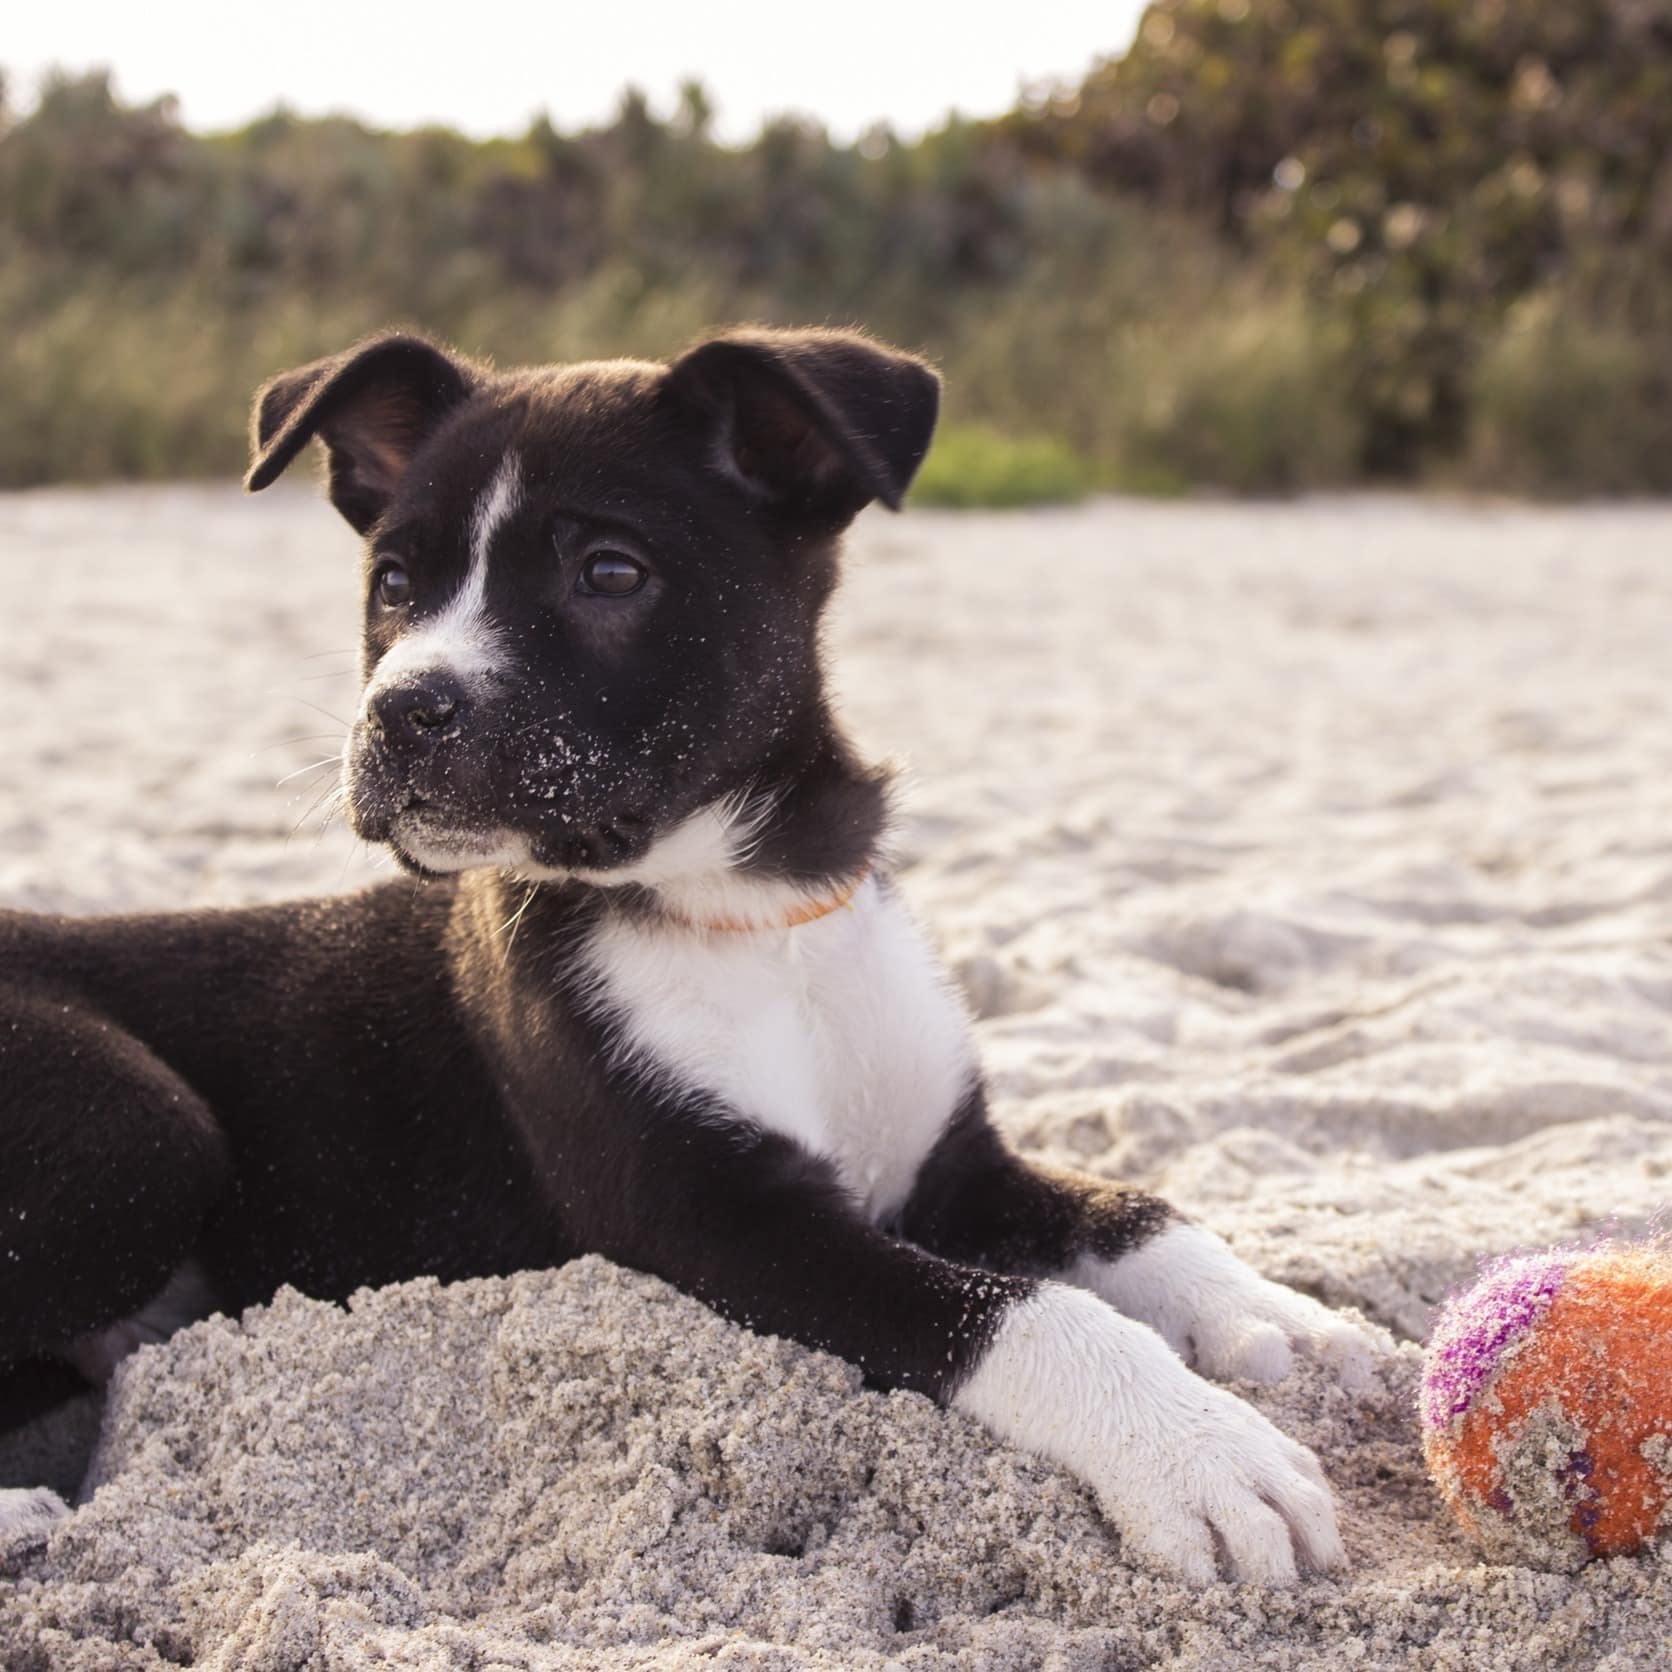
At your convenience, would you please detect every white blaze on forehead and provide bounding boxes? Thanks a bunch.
[367,450,523,694]
[466,450,524,607]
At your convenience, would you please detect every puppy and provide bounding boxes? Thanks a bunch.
[0,328,1383,1583]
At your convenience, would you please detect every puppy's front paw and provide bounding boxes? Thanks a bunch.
[1086,1222,1394,1392]
[1101,1363,1344,1586]
[955,1284,1345,1585]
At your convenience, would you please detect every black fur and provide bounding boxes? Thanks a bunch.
[248,335,477,534]
[898,1089,1177,1275]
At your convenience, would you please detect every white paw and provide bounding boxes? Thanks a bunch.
[0,1486,69,1560]
[954,1283,1345,1586]
[1082,1223,1394,1393]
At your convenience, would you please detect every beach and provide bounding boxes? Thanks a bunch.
[3,484,1671,1667]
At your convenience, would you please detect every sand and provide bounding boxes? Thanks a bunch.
[3,484,1672,1667]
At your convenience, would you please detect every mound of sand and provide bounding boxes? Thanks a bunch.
[4,1257,1664,1671]
[4,487,1672,1666]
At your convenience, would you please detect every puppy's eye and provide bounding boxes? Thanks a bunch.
[579,551,647,597]
[374,562,412,608]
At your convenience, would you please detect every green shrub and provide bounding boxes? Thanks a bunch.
[1111,296,1363,495]
[4,59,1669,497]
[925,202,1361,497]
[1021,0,1672,478]
[910,423,1091,508]
[0,268,736,488]
[1465,294,1672,496]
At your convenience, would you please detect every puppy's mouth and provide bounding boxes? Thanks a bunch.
[341,748,514,865]
[388,803,528,874]
[343,719,668,878]
[351,776,659,880]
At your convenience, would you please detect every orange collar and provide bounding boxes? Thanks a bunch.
[693,870,869,933]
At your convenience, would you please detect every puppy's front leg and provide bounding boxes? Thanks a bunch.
[570,1123,1341,1585]
[901,1092,1392,1393]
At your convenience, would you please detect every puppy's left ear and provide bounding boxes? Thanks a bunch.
[245,333,475,534]
[666,328,940,518]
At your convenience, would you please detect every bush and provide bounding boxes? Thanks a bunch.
[1112,295,1362,495]
[0,267,739,488]
[1015,0,1672,479]
[4,48,1670,498]
[938,231,1359,497]
[1466,295,1672,497]
[910,424,1091,508]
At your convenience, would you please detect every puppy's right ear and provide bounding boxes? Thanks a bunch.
[245,334,474,534]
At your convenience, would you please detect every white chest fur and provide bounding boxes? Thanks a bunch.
[579,879,976,1220]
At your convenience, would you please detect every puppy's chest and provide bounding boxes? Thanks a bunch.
[581,882,975,1219]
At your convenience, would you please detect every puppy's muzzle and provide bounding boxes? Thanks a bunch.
[345,672,523,852]
[366,673,468,746]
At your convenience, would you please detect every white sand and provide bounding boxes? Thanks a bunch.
[3,485,1672,1667]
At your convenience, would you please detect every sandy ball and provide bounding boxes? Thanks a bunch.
[1420,1244,1672,1569]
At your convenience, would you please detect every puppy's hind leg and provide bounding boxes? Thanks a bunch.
[0,1486,68,1565]
[0,993,231,1376]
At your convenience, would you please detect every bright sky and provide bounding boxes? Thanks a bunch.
[6,2,1146,144]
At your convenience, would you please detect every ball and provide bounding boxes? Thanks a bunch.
[1420,1243,1672,1569]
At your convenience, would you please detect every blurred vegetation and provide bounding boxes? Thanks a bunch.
[1014,0,1672,490]
[2,1,1670,501]
[911,424,1091,508]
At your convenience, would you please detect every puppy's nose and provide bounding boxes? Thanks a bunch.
[367,674,467,741]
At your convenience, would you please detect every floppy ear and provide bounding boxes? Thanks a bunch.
[666,327,940,518]
[245,333,475,534]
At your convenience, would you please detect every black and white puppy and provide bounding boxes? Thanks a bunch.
[0,329,1384,1584]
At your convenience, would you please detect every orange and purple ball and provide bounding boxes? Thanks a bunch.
[1420,1242,1672,1568]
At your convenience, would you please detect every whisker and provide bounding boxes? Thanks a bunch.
[316,785,350,833]
[337,828,373,881]
[286,777,346,842]
[275,756,343,788]
[261,732,347,752]
[269,692,355,729]
[498,884,539,950]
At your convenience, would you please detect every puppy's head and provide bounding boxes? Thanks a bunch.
[247,327,938,881]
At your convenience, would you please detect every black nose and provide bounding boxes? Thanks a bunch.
[368,674,467,741]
